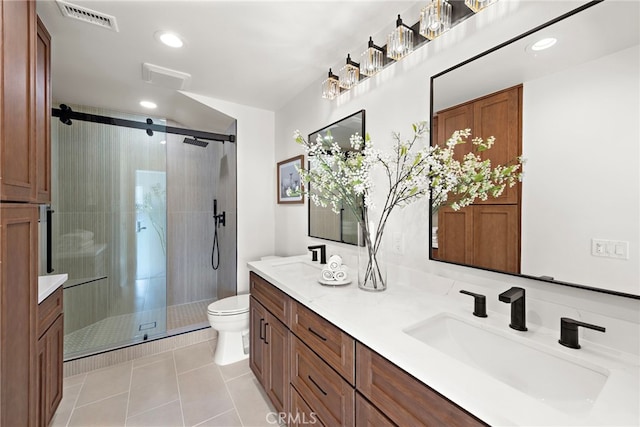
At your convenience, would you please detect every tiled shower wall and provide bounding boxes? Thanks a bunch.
[165,120,237,306]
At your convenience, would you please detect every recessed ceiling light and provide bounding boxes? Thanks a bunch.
[160,140,166,145]
[140,100,157,109]
[530,37,557,51]
[156,31,183,48]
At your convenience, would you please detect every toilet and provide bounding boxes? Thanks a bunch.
[207,294,250,366]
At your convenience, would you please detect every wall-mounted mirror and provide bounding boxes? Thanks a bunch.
[308,110,365,245]
[430,1,639,298]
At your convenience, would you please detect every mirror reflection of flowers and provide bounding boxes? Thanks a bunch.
[290,122,523,289]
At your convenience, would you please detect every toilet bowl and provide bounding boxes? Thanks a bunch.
[207,294,250,366]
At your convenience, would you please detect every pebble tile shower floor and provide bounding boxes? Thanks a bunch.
[52,340,278,427]
[64,300,213,358]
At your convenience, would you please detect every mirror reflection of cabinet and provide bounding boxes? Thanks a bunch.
[308,110,365,246]
[435,85,522,274]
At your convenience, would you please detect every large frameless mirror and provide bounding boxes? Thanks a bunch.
[430,1,639,297]
[308,110,365,245]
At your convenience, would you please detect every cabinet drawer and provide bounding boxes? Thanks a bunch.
[250,272,289,325]
[38,286,63,338]
[291,336,354,426]
[290,300,355,384]
[355,393,394,427]
[356,343,486,427]
[290,386,324,427]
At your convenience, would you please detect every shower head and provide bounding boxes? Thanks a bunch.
[183,137,209,148]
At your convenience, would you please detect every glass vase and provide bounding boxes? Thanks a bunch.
[357,221,387,292]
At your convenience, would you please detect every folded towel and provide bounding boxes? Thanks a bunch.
[321,268,336,281]
[333,266,348,281]
[328,254,343,271]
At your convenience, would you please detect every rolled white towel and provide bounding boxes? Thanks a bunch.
[321,268,336,281]
[333,266,348,281]
[328,254,343,271]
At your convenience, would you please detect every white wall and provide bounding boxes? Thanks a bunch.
[180,92,276,294]
[521,46,639,294]
[274,1,640,323]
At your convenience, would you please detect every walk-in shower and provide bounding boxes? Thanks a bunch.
[50,104,237,360]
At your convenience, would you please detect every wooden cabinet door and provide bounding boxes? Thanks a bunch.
[249,296,267,386]
[265,313,289,414]
[438,206,474,265]
[1,204,38,426]
[1,0,37,202]
[472,86,522,205]
[36,314,63,427]
[436,102,473,160]
[35,17,51,203]
[472,205,520,274]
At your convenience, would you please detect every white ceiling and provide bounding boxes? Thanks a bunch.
[37,0,419,131]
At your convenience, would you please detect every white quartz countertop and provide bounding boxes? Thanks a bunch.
[248,255,640,427]
[38,274,68,304]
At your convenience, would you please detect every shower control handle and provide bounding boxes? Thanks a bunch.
[136,221,147,233]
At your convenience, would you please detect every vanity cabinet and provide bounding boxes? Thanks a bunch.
[36,287,64,427]
[249,272,290,414]
[356,343,484,427]
[250,272,487,427]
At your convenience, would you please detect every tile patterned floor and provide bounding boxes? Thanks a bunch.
[52,340,278,427]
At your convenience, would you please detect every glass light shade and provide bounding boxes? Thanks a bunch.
[419,0,452,40]
[387,15,414,61]
[465,0,498,13]
[339,54,360,89]
[321,69,340,100]
[360,37,384,76]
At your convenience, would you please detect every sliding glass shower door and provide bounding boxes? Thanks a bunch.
[54,105,167,359]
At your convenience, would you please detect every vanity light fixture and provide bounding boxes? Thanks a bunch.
[419,0,452,40]
[139,100,157,109]
[339,54,360,89]
[464,0,498,13]
[156,31,183,48]
[360,37,384,77]
[387,14,414,61]
[321,68,340,100]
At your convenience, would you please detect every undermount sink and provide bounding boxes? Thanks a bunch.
[270,259,322,277]
[404,314,609,414]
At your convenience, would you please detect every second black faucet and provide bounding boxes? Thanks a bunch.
[307,244,327,264]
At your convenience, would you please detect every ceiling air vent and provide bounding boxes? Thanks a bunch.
[56,0,119,32]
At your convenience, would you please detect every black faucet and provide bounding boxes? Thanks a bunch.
[498,287,527,331]
[307,245,327,264]
[558,318,606,349]
[459,290,487,318]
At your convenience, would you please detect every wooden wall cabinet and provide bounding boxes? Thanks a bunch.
[1,2,51,203]
[1,204,39,426]
[436,85,522,274]
[250,272,487,427]
[36,287,64,427]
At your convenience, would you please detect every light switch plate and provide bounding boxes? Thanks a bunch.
[591,239,629,259]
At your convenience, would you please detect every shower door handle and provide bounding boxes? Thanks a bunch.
[137,221,147,233]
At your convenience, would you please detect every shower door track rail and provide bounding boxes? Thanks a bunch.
[52,105,235,143]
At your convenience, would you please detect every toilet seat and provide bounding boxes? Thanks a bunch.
[207,294,249,316]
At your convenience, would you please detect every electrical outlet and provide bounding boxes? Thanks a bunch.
[591,238,629,259]
[392,232,404,254]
